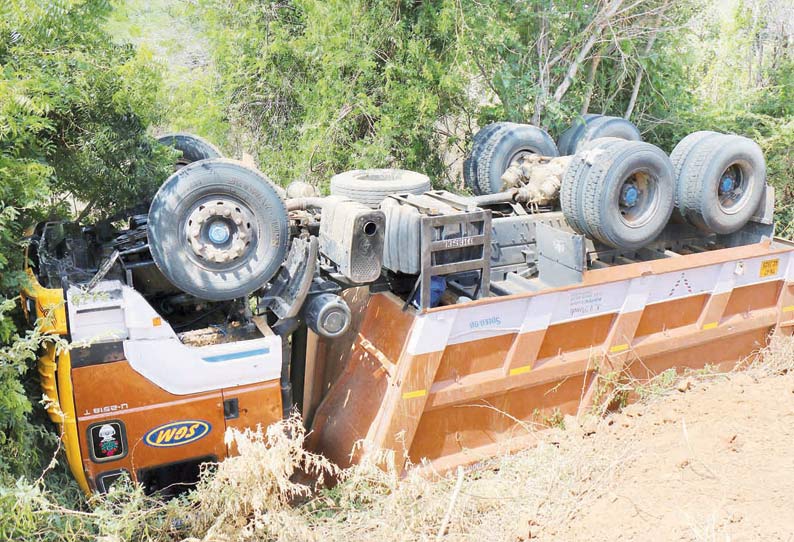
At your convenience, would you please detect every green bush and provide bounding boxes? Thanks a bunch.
[0,0,172,486]
[201,0,470,188]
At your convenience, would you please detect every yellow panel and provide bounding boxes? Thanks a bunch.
[56,350,91,495]
[22,269,67,335]
[22,268,88,492]
[760,258,779,277]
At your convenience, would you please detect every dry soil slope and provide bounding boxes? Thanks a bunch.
[548,371,794,541]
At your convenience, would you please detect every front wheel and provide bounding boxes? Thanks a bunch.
[148,159,289,301]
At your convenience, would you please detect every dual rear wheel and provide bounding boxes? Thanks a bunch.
[557,114,642,155]
[670,132,766,235]
[463,123,559,195]
[561,139,675,249]
[560,133,767,249]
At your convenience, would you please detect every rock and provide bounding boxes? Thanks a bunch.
[581,415,599,436]
[623,403,643,418]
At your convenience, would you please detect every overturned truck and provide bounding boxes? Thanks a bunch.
[23,121,794,495]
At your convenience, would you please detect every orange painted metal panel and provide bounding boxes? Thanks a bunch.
[635,295,708,337]
[435,334,515,381]
[536,313,615,360]
[72,361,226,486]
[308,240,794,474]
[723,280,782,318]
[222,381,282,434]
[72,359,281,488]
[409,374,589,461]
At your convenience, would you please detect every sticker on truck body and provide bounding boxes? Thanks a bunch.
[143,420,211,448]
[760,258,779,277]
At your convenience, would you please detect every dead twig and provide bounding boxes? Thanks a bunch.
[436,466,465,540]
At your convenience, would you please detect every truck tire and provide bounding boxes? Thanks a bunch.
[330,169,431,208]
[572,116,641,154]
[474,123,559,195]
[556,113,600,155]
[157,133,223,170]
[669,131,721,180]
[560,137,628,235]
[676,134,766,234]
[463,122,515,194]
[148,159,289,301]
[668,131,722,222]
[580,140,675,248]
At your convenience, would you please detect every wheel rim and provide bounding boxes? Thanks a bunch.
[173,158,191,172]
[508,149,534,165]
[716,162,750,215]
[183,196,256,268]
[617,171,659,228]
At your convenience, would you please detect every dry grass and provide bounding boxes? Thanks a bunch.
[96,335,794,541]
[178,420,636,542]
[181,333,793,541]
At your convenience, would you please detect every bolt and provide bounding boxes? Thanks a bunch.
[719,176,735,194]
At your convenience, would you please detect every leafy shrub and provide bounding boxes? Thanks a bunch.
[0,0,172,485]
[201,0,470,188]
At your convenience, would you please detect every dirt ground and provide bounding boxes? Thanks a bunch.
[193,353,794,542]
[546,370,794,541]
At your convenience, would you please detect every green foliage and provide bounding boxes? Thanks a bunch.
[0,0,174,220]
[0,308,63,486]
[201,0,793,201]
[106,0,231,148]
[0,0,172,491]
[201,0,470,187]
[0,475,181,541]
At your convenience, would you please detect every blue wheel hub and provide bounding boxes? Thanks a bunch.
[620,184,639,207]
[208,221,231,244]
[719,175,736,194]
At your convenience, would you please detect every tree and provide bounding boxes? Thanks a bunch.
[0,0,171,483]
[201,0,470,187]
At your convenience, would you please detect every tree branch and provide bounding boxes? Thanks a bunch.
[552,0,626,103]
[580,52,603,115]
[624,7,665,119]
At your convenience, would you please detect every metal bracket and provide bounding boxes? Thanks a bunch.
[536,222,586,287]
[751,184,775,226]
[260,236,318,319]
[417,209,492,310]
